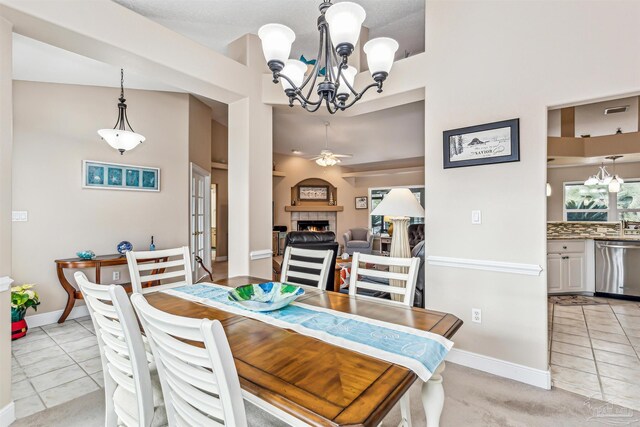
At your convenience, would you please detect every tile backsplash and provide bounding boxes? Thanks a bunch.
[547,221,621,238]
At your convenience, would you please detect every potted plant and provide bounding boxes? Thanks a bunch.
[11,284,40,340]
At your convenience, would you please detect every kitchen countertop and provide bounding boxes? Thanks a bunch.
[548,235,640,241]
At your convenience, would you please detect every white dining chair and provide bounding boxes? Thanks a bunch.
[126,246,193,294]
[74,272,166,427]
[348,252,420,307]
[131,293,248,427]
[347,253,420,427]
[280,246,333,290]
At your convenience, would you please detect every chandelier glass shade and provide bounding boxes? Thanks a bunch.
[584,156,624,193]
[259,0,399,114]
[97,69,145,155]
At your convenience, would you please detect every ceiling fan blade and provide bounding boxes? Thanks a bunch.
[308,156,323,161]
[333,154,353,158]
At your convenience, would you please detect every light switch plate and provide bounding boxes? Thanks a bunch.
[471,210,481,225]
[12,211,28,222]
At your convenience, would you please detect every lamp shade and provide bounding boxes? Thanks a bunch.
[258,23,296,64]
[97,129,145,153]
[364,37,399,75]
[609,176,621,193]
[371,188,425,218]
[325,2,366,48]
[333,65,357,95]
[281,59,307,90]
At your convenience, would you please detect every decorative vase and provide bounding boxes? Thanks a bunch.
[11,307,28,341]
[117,241,133,255]
[388,222,394,236]
[329,191,335,206]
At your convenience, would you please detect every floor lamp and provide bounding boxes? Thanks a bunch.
[371,188,425,301]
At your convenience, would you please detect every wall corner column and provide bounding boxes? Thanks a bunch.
[0,15,14,427]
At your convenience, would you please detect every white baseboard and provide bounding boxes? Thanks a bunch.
[0,401,15,427]
[446,348,550,390]
[25,305,90,328]
[215,256,227,262]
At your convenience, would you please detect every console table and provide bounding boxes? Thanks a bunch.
[54,254,167,323]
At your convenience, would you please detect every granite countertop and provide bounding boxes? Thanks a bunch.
[548,235,640,241]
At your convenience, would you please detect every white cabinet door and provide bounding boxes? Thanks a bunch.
[566,254,585,292]
[547,254,564,293]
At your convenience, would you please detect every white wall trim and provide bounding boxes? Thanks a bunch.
[0,401,15,427]
[446,348,551,389]
[25,305,89,328]
[0,276,13,292]
[427,256,543,276]
[249,249,273,261]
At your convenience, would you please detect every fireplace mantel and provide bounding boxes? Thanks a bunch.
[285,206,344,212]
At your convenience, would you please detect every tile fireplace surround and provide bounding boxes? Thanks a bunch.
[291,211,336,233]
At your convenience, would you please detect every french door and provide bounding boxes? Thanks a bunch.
[190,163,211,282]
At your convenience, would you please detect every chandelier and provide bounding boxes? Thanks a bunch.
[258,0,399,114]
[584,155,624,193]
[98,69,145,155]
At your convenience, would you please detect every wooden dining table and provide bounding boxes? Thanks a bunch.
[145,276,463,426]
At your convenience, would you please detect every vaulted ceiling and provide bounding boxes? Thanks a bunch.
[112,0,425,60]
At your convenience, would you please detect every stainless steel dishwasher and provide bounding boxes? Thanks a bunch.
[595,240,640,298]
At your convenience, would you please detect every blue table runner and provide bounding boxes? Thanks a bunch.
[163,283,453,381]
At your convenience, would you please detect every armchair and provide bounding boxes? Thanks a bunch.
[343,228,374,255]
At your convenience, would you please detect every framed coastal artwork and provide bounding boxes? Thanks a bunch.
[298,185,329,201]
[443,118,520,169]
[83,160,160,192]
[355,196,368,209]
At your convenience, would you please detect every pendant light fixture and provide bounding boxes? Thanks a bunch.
[98,69,145,154]
[583,155,624,192]
[258,0,399,114]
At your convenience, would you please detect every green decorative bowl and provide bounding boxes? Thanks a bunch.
[228,282,304,312]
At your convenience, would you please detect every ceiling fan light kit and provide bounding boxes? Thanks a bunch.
[97,68,145,154]
[259,0,399,114]
[311,122,352,167]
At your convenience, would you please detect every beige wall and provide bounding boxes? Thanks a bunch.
[211,120,228,259]
[425,0,640,374]
[12,81,191,315]
[188,96,212,172]
[547,162,640,221]
[273,153,424,241]
[0,16,12,417]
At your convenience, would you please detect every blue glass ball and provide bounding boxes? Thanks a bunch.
[117,241,133,254]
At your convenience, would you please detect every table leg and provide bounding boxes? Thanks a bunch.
[334,266,341,292]
[421,362,445,427]
[56,265,76,324]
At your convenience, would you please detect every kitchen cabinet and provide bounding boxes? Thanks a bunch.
[547,239,594,294]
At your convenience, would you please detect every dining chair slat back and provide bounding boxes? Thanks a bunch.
[74,272,160,427]
[348,252,420,307]
[280,246,333,290]
[127,246,192,294]
[131,293,248,427]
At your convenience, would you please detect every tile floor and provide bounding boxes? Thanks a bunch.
[549,296,640,411]
[10,317,103,419]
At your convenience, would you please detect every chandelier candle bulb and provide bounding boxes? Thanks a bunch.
[364,37,400,77]
[281,60,308,92]
[333,65,357,97]
[258,23,296,71]
[324,2,366,56]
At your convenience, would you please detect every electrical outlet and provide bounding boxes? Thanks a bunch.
[471,210,482,225]
[472,308,482,323]
[113,271,120,281]
[11,211,28,222]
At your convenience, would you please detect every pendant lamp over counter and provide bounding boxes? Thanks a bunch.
[98,69,145,155]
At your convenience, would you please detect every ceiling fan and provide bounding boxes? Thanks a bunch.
[309,122,352,167]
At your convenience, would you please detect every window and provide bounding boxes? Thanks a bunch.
[563,180,640,221]
[369,186,425,234]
